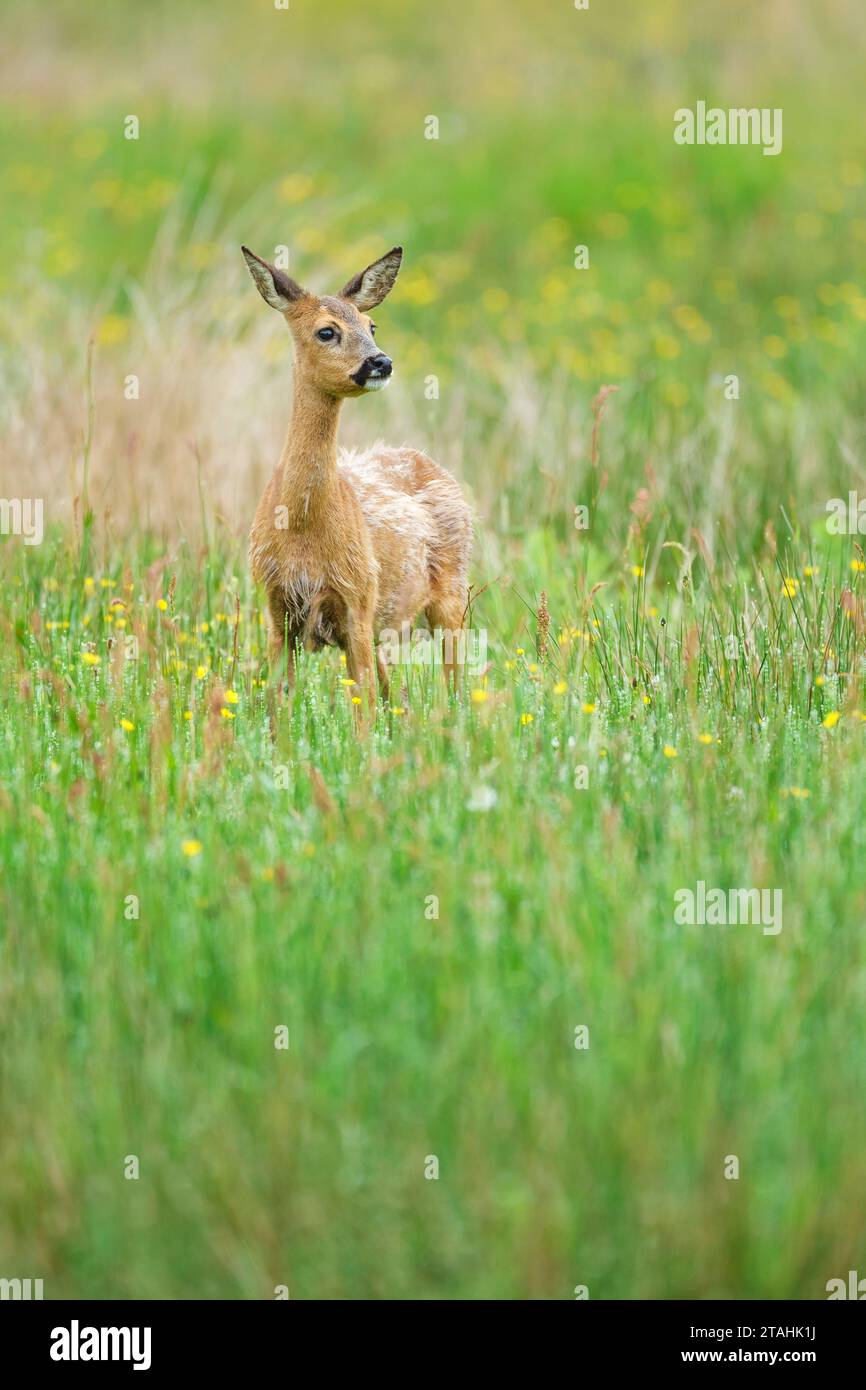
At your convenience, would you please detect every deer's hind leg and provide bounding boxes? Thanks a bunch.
[376,646,391,702]
[425,588,469,691]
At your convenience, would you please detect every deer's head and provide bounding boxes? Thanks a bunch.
[242,244,402,398]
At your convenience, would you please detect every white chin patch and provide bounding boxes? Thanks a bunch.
[363,375,390,391]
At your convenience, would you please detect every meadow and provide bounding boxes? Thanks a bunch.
[1,0,866,1299]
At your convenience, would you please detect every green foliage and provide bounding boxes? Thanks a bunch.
[2,529,866,1298]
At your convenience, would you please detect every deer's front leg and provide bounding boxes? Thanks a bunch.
[344,607,377,716]
[266,591,297,691]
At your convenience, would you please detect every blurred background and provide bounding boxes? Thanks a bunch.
[2,0,865,563]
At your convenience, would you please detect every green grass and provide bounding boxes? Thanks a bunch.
[2,525,866,1299]
[2,0,866,1299]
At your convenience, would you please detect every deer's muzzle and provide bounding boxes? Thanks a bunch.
[351,354,393,389]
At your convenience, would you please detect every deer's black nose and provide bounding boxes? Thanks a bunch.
[351,354,394,388]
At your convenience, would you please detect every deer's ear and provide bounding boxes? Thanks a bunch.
[241,246,306,311]
[340,247,403,311]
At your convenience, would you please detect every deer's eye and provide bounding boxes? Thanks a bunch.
[316,326,337,342]
[369,323,376,337]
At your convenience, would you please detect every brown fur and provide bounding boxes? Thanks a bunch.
[242,245,472,706]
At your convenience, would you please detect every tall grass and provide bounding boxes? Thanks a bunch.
[2,513,865,1297]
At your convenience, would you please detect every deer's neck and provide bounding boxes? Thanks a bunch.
[275,377,343,525]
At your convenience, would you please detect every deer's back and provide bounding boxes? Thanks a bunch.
[338,444,471,628]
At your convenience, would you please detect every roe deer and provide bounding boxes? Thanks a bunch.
[242,244,472,707]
